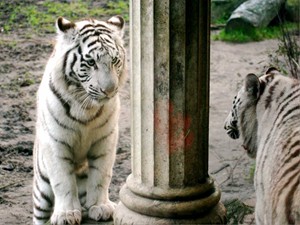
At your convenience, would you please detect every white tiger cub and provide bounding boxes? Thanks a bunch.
[33,16,127,225]
[224,68,300,225]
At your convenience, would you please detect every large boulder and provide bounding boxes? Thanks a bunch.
[226,0,286,32]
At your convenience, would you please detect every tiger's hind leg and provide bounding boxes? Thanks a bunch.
[32,174,54,224]
[33,144,54,225]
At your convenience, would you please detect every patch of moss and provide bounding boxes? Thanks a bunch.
[246,162,255,183]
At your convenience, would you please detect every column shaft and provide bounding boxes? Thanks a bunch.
[115,0,226,224]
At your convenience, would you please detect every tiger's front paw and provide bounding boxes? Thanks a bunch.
[88,201,117,221]
[51,209,81,225]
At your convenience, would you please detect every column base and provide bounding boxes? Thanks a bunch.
[114,201,226,225]
[114,178,227,225]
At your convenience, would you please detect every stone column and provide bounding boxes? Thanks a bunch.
[114,0,226,224]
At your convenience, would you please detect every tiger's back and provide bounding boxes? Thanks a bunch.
[224,68,300,225]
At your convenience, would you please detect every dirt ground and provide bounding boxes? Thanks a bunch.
[0,22,282,224]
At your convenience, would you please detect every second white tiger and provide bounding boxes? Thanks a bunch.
[33,16,127,225]
[224,68,300,225]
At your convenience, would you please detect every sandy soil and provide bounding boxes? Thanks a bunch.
[0,25,281,224]
[209,39,280,224]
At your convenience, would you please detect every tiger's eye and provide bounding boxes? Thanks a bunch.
[87,58,95,66]
[112,57,117,64]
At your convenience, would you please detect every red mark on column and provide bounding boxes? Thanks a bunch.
[169,103,194,154]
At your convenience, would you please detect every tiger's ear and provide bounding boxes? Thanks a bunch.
[265,67,279,74]
[56,17,78,42]
[56,17,75,33]
[107,15,125,37]
[245,73,260,100]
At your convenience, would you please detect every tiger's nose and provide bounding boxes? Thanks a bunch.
[100,86,118,97]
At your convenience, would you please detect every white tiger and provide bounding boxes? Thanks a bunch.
[224,68,300,225]
[32,16,127,225]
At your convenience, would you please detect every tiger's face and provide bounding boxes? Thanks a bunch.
[55,16,126,106]
[224,73,261,158]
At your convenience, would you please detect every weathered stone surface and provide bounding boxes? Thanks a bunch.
[114,0,226,224]
[115,201,226,225]
[226,0,286,32]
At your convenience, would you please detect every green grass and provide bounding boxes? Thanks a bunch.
[213,23,299,42]
[224,198,254,225]
[0,0,129,34]
[19,72,36,87]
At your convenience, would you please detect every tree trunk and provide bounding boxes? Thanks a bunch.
[226,0,286,32]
